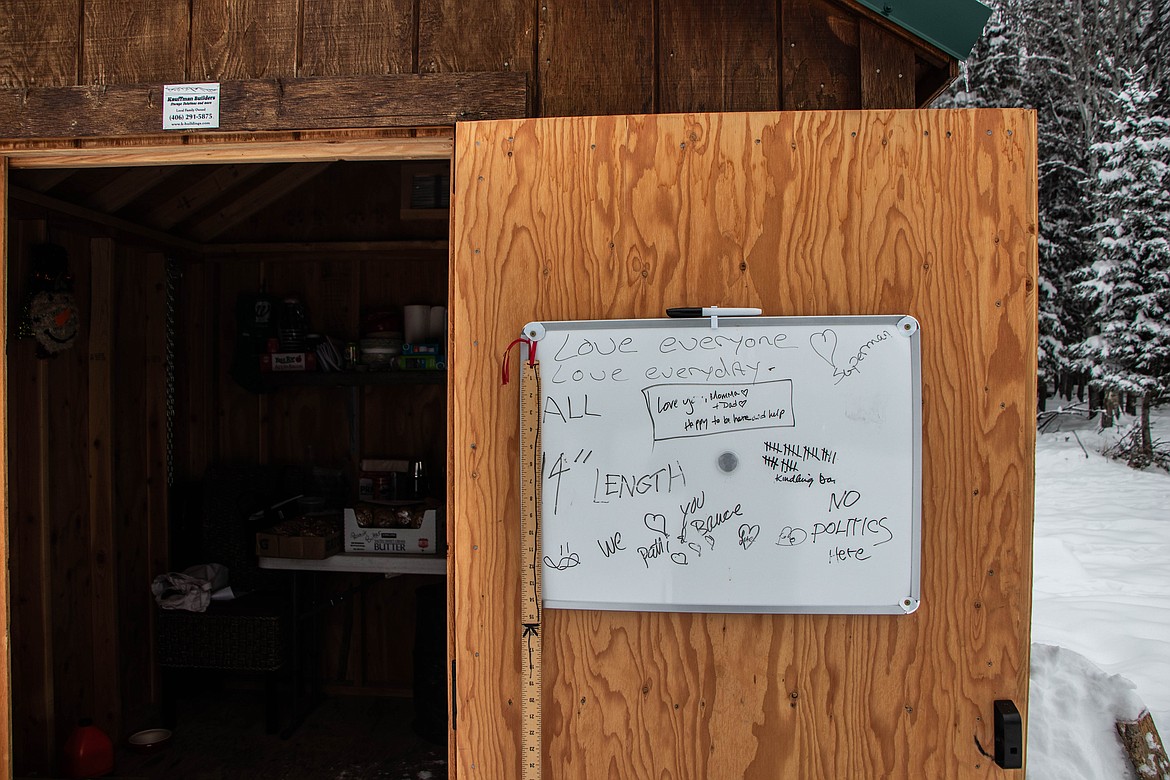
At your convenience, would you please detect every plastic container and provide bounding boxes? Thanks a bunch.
[360,333,403,369]
[63,718,114,778]
[360,345,398,369]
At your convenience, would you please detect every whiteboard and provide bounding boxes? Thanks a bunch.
[522,315,922,615]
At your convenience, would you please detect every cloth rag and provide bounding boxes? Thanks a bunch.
[151,563,229,612]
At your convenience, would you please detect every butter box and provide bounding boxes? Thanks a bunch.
[344,503,439,555]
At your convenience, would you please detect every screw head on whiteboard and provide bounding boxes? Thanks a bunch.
[523,322,547,341]
[717,451,739,473]
[896,316,920,336]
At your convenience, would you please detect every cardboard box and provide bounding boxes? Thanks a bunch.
[344,504,439,554]
[260,351,318,372]
[256,511,342,559]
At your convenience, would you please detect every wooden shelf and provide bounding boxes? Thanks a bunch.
[260,369,446,388]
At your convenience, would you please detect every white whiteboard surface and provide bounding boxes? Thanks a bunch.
[523,315,922,615]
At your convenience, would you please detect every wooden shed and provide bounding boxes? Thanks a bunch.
[0,1,1039,778]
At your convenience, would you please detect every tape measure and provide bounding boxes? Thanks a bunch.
[519,359,543,780]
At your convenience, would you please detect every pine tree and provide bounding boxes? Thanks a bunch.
[936,0,1025,108]
[936,0,1170,429]
[1070,73,1170,464]
[1020,0,1106,397]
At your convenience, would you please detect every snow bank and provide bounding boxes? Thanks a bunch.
[1030,410,1170,777]
[1029,643,1145,779]
[1032,423,1170,729]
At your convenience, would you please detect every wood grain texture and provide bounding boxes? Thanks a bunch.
[658,0,779,113]
[141,165,266,231]
[7,219,54,777]
[216,260,264,462]
[359,575,423,690]
[111,245,156,735]
[537,0,654,117]
[175,260,216,484]
[82,0,189,84]
[214,161,448,244]
[451,109,1037,778]
[0,0,78,87]
[782,0,860,110]
[88,238,121,736]
[300,0,415,77]
[86,166,177,213]
[45,228,96,754]
[418,0,533,77]
[187,163,333,242]
[191,0,298,80]
[143,252,170,703]
[859,20,916,109]
[10,184,202,255]
[3,132,456,169]
[0,73,528,138]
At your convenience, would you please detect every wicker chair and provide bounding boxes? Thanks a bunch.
[157,464,305,734]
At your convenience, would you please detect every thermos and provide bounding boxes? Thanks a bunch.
[63,718,114,778]
[277,296,307,352]
[411,460,427,499]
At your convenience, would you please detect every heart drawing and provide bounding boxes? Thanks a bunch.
[810,329,838,368]
[643,513,668,537]
[738,524,761,549]
[775,526,808,546]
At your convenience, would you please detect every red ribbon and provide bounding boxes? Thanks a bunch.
[501,337,537,385]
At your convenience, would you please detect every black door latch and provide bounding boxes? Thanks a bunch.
[994,699,1023,769]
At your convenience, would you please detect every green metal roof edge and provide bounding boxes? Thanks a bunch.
[852,0,993,61]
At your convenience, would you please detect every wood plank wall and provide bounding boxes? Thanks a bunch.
[0,0,952,113]
[451,109,1037,779]
[5,215,174,775]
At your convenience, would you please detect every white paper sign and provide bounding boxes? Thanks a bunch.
[162,83,220,130]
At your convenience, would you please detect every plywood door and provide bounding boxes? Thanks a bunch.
[450,110,1037,779]
[0,155,13,780]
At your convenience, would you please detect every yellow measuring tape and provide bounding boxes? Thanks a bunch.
[519,359,543,780]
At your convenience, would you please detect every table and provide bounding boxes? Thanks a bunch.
[259,551,446,576]
[257,552,446,737]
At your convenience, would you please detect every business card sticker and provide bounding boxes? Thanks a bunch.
[162,83,220,130]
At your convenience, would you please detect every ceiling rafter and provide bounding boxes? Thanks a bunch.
[12,168,77,192]
[140,164,269,231]
[183,162,335,243]
[85,166,177,213]
[9,185,202,255]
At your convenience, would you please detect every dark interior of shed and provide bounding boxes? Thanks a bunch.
[6,158,452,778]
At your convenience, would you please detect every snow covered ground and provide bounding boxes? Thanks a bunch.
[1029,408,1170,778]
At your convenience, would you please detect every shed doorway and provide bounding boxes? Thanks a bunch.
[3,138,455,779]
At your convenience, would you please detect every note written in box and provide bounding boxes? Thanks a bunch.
[642,380,795,441]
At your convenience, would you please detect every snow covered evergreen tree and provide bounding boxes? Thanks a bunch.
[937,0,1025,108]
[1069,74,1170,464]
[937,0,1168,413]
[1022,0,1117,398]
